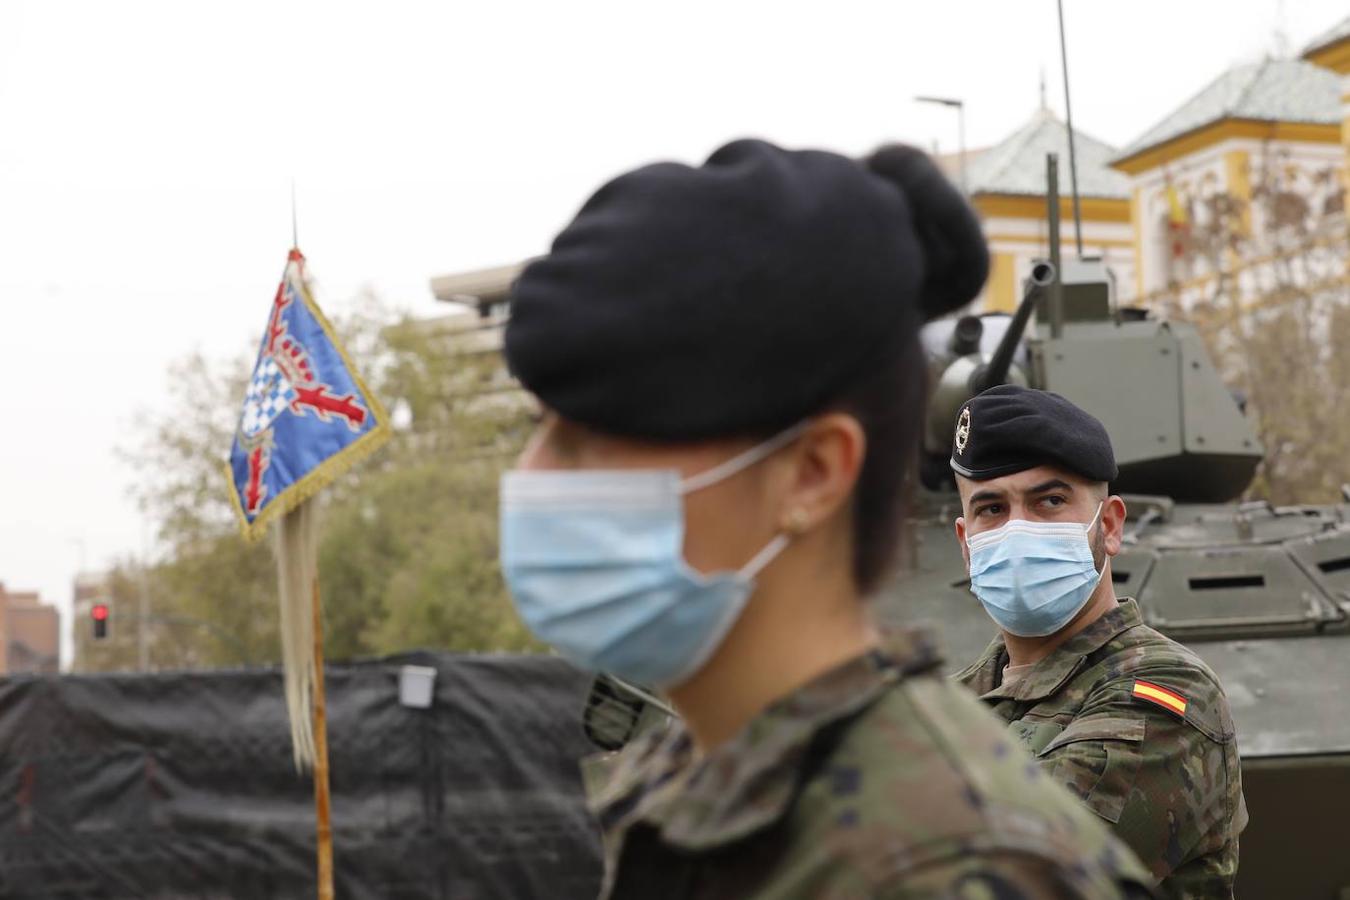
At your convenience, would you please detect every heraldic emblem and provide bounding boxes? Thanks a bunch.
[955,406,972,456]
[227,248,389,539]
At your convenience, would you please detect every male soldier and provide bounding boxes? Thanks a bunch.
[500,139,1154,898]
[950,384,1247,898]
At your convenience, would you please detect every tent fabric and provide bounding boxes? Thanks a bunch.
[0,652,604,899]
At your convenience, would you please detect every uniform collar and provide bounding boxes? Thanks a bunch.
[589,627,944,851]
[955,599,1143,702]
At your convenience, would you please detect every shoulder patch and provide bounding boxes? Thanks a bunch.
[1131,680,1187,718]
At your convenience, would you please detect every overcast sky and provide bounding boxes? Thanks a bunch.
[1,0,1344,666]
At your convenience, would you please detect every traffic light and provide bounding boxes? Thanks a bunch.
[91,603,109,640]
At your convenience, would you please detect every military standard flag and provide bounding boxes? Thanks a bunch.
[228,248,389,540]
[226,245,390,897]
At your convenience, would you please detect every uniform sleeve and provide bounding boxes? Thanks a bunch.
[877,851,1156,899]
[1035,673,1240,886]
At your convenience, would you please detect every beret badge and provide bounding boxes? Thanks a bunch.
[955,407,972,456]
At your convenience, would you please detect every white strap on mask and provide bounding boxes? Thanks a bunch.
[679,423,808,584]
[679,421,810,495]
[739,533,791,580]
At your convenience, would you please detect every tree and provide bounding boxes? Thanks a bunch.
[1150,142,1350,505]
[99,295,541,673]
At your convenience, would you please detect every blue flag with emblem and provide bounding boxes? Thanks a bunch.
[227,248,389,540]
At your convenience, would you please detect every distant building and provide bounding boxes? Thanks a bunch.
[429,262,523,325]
[424,263,522,404]
[1301,14,1350,165]
[1111,57,1343,305]
[939,17,1349,315]
[0,582,59,674]
[952,107,1135,312]
[427,14,1350,322]
[378,264,535,460]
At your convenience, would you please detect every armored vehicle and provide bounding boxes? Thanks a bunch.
[890,160,1350,900]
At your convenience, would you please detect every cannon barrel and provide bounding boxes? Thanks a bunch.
[947,315,984,357]
[970,261,1055,395]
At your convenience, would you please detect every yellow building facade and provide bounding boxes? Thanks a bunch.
[1303,16,1350,175]
[429,16,1350,325]
[1111,56,1343,306]
[968,15,1350,315]
[961,108,1136,313]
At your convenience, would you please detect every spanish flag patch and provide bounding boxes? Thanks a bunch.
[1131,680,1187,717]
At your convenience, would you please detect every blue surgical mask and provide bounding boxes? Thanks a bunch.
[966,503,1104,638]
[498,425,804,688]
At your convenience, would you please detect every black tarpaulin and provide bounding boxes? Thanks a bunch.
[0,652,603,900]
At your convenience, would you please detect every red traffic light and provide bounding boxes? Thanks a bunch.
[91,602,109,640]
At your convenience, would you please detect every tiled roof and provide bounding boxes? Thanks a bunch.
[1114,58,1340,163]
[1302,15,1350,58]
[965,108,1129,199]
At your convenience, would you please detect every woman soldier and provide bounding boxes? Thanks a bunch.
[498,139,1153,899]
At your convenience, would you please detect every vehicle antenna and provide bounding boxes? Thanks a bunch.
[1056,0,1084,257]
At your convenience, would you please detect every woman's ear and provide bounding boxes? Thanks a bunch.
[773,413,866,534]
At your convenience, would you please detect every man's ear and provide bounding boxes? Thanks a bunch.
[954,517,971,570]
[1102,495,1127,557]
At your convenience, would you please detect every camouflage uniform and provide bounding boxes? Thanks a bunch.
[954,599,1247,899]
[587,627,1155,899]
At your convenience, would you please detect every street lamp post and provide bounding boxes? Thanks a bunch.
[915,95,967,195]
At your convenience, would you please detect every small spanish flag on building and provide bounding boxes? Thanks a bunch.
[1132,680,1188,717]
[1165,183,1188,228]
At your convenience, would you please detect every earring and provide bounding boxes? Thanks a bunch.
[785,508,810,534]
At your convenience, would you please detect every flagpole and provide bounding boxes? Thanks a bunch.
[291,179,300,250]
[311,570,335,900]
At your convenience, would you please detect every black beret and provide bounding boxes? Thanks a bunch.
[505,138,989,440]
[949,385,1118,482]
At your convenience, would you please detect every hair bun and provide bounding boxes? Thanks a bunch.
[865,144,989,320]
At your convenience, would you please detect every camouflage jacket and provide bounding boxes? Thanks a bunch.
[954,600,1247,900]
[587,627,1155,899]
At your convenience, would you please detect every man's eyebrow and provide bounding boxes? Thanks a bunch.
[968,489,1005,506]
[1026,478,1074,495]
